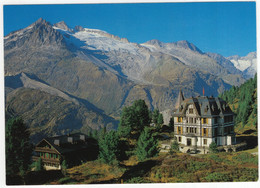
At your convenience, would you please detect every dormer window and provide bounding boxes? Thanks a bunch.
[189,108,194,114]
[204,105,209,113]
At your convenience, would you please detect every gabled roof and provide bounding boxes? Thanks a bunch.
[175,90,185,110]
[173,96,233,117]
[36,133,91,154]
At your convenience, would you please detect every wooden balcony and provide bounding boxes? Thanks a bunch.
[35,147,59,154]
[32,156,61,164]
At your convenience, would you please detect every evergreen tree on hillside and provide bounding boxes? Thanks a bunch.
[118,106,137,138]
[157,113,164,126]
[136,127,159,161]
[152,109,160,125]
[99,131,122,164]
[132,99,150,131]
[6,118,32,183]
[118,99,150,138]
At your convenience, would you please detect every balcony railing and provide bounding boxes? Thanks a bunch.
[35,147,59,154]
[32,156,60,164]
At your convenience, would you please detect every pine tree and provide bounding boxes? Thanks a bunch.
[132,99,150,131]
[118,99,150,138]
[61,160,68,175]
[157,113,164,125]
[6,118,32,179]
[152,109,159,125]
[118,106,136,138]
[98,131,122,164]
[35,158,44,171]
[169,117,174,130]
[136,127,159,161]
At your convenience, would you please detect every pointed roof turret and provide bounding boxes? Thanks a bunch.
[175,90,185,110]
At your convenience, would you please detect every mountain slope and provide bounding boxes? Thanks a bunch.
[6,88,118,143]
[141,40,245,86]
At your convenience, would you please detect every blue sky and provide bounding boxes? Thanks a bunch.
[4,2,256,57]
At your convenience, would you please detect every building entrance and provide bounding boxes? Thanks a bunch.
[187,138,192,146]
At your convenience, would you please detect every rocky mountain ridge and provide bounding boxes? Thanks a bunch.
[4,18,256,140]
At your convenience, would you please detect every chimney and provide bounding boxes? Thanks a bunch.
[68,137,73,144]
[80,135,85,141]
[54,139,60,146]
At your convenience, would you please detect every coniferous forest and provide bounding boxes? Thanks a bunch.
[219,74,257,132]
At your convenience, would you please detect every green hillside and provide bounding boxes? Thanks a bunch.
[219,74,257,133]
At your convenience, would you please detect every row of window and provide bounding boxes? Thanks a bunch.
[186,127,197,134]
[177,126,209,137]
[39,152,60,159]
[177,117,208,124]
[178,137,208,145]
[177,116,233,124]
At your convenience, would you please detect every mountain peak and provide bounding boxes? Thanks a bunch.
[174,40,203,54]
[53,21,73,32]
[145,39,164,47]
[34,18,46,25]
[74,25,85,32]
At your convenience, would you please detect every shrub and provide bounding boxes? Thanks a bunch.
[125,177,150,183]
[209,142,218,153]
[204,172,232,182]
[171,140,179,151]
[232,153,258,165]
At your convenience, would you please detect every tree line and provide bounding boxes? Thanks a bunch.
[219,74,257,128]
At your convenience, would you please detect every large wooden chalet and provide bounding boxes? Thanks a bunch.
[33,133,98,170]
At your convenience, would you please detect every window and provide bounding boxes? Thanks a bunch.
[195,128,197,133]
[179,137,182,142]
[204,105,209,113]
[189,108,194,114]
[186,127,189,133]
[178,117,183,122]
[203,139,207,145]
[203,128,206,135]
[202,118,207,124]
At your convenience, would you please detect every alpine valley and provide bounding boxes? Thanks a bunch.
[4,18,256,142]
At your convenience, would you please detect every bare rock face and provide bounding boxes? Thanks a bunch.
[53,20,74,33]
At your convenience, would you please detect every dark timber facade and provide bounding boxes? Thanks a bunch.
[33,133,98,170]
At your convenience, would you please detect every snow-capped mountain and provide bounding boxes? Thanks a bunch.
[4,18,254,139]
[227,52,257,78]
